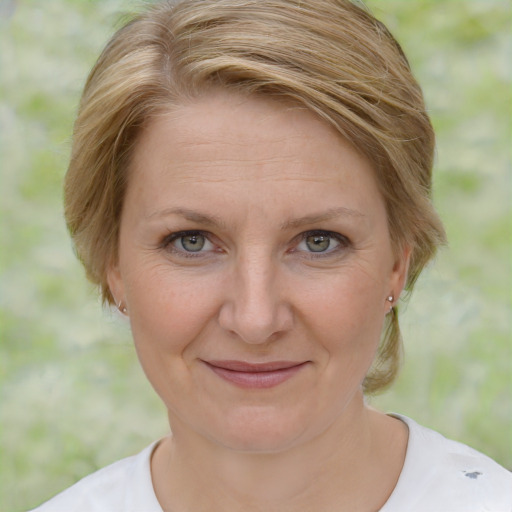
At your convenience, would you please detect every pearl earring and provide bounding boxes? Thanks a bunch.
[117,300,128,314]
[386,295,394,314]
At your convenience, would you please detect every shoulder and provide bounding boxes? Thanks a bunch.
[28,441,163,512]
[382,415,512,512]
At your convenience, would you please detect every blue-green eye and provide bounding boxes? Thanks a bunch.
[180,233,206,252]
[296,231,346,254]
[305,233,332,252]
[163,231,215,254]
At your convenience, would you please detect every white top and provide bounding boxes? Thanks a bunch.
[30,415,512,512]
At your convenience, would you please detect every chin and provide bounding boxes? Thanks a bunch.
[202,406,313,454]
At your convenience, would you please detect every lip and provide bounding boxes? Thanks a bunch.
[203,360,309,389]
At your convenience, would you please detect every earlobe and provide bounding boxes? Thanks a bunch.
[390,245,412,300]
[107,263,125,309]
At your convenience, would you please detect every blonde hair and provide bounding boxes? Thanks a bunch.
[65,0,446,394]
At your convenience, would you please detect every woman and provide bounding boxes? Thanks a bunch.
[30,0,511,510]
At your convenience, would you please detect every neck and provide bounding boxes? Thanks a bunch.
[152,396,407,512]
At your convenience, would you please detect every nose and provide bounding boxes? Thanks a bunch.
[218,254,293,345]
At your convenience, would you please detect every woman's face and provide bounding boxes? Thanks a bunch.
[108,90,409,452]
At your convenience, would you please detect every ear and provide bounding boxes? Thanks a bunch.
[389,245,412,300]
[106,262,125,307]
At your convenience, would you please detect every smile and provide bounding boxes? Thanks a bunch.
[203,360,309,389]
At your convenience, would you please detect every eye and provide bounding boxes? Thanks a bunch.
[303,233,333,252]
[162,230,216,255]
[180,233,207,252]
[295,230,348,255]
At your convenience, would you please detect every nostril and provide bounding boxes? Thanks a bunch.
[218,298,293,345]
[217,263,293,344]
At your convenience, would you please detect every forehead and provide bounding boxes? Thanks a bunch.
[127,90,384,217]
[132,91,373,178]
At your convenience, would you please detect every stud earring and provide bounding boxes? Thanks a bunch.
[117,300,128,315]
[386,295,394,314]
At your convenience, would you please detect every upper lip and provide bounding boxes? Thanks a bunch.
[204,360,307,372]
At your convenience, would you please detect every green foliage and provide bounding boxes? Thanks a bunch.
[1,1,510,510]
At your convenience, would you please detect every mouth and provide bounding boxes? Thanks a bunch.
[202,360,309,389]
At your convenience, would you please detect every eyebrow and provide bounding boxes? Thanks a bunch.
[280,207,365,229]
[147,206,364,230]
[146,207,227,228]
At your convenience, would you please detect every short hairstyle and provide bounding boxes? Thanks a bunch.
[65,0,446,394]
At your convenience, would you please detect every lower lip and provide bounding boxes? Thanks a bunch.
[205,363,307,389]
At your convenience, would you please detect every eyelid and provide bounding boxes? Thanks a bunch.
[160,230,217,256]
[294,230,350,255]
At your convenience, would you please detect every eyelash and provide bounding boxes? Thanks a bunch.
[293,230,350,258]
[159,230,351,258]
[160,230,215,258]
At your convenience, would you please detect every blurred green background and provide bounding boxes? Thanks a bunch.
[1,0,510,510]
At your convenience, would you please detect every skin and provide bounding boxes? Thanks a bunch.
[108,90,411,511]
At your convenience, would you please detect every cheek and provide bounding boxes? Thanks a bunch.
[299,267,387,353]
[124,263,223,354]
[123,266,225,407]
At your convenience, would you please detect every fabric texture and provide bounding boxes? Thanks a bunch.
[29,415,512,512]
